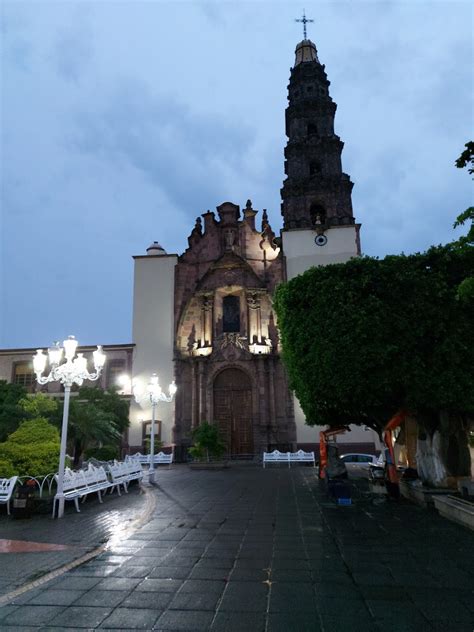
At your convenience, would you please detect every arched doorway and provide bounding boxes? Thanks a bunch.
[213,368,253,456]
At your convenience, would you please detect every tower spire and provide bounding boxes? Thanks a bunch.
[295,9,314,40]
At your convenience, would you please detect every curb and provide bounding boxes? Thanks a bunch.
[0,484,156,607]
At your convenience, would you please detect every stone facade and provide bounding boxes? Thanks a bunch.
[172,201,296,456]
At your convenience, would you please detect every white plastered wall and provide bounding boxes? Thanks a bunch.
[283,225,360,279]
[130,255,177,448]
[282,225,371,448]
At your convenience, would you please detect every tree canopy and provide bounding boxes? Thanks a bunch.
[0,381,27,442]
[66,386,130,465]
[274,244,474,434]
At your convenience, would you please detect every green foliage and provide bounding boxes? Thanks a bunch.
[83,445,119,461]
[0,418,60,476]
[18,393,58,421]
[7,417,59,444]
[453,142,474,298]
[274,244,474,432]
[0,459,16,478]
[66,386,129,465]
[143,438,163,454]
[189,422,226,462]
[455,141,474,174]
[0,380,27,442]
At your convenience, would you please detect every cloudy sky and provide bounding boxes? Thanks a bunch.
[1,1,472,349]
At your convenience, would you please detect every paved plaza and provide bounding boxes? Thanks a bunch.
[0,465,473,631]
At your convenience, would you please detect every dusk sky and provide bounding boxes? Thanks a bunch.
[1,2,472,349]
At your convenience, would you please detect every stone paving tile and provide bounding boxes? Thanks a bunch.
[73,589,130,607]
[269,582,316,612]
[168,591,221,611]
[155,609,214,631]
[94,577,142,591]
[47,605,113,628]
[134,578,184,593]
[218,581,268,612]
[3,604,66,626]
[99,606,161,629]
[26,588,85,606]
[267,612,322,632]
[120,591,173,610]
[210,612,266,631]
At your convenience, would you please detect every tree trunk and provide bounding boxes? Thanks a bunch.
[73,439,83,468]
[416,412,471,487]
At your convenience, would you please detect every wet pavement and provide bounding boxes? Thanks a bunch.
[0,465,473,631]
[0,482,148,598]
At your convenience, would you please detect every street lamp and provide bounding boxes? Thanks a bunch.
[132,373,177,484]
[33,336,106,518]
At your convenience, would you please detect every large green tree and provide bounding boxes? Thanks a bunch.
[454,141,474,300]
[274,244,474,484]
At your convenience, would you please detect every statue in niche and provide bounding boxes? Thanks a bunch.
[224,228,235,251]
[187,325,196,354]
[246,292,260,311]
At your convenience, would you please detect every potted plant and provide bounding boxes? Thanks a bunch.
[188,422,229,469]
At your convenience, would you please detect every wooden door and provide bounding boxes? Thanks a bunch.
[213,369,253,455]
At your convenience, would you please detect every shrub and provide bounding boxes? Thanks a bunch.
[0,458,16,478]
[0,442,60,477]
[0,418,60,476]
[7,418,60,445]
[189,422,226,462]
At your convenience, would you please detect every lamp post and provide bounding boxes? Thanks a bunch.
[33,336,106,518]
[132,373,177,484]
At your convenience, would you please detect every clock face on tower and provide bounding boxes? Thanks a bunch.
[314,234,328,247]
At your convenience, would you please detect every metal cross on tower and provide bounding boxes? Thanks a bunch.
[295,9,314,40]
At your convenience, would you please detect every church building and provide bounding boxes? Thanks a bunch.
[128,37,375,457]
[0,36,381,457]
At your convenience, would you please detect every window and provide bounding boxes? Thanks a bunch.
[222,295,240,333]
[107,359,126,389]
[13,362,35,391]
[307,123,318,136]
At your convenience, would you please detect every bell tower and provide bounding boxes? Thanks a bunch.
[281,35,361,278]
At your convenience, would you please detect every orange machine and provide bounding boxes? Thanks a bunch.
[319,426,350,479]
[383,410,406,496]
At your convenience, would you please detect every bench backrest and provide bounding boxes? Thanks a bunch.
[0,476,18,498]
[61,468,88,492]
[108,462,128,481]
[152,452,173,464]
[289,450,315,461]
[263,450,290,461]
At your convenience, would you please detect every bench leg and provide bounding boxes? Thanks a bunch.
[7,499,10,516]
[97,490,103,504]
[74,498,80,513]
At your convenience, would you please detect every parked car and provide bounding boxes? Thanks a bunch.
[339,453,380,477]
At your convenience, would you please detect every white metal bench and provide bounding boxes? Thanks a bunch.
[129,452,173,466]
[0,476,18,515]
[263,449,316,468]
[52,464,116,516]
[107,459,143,494]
